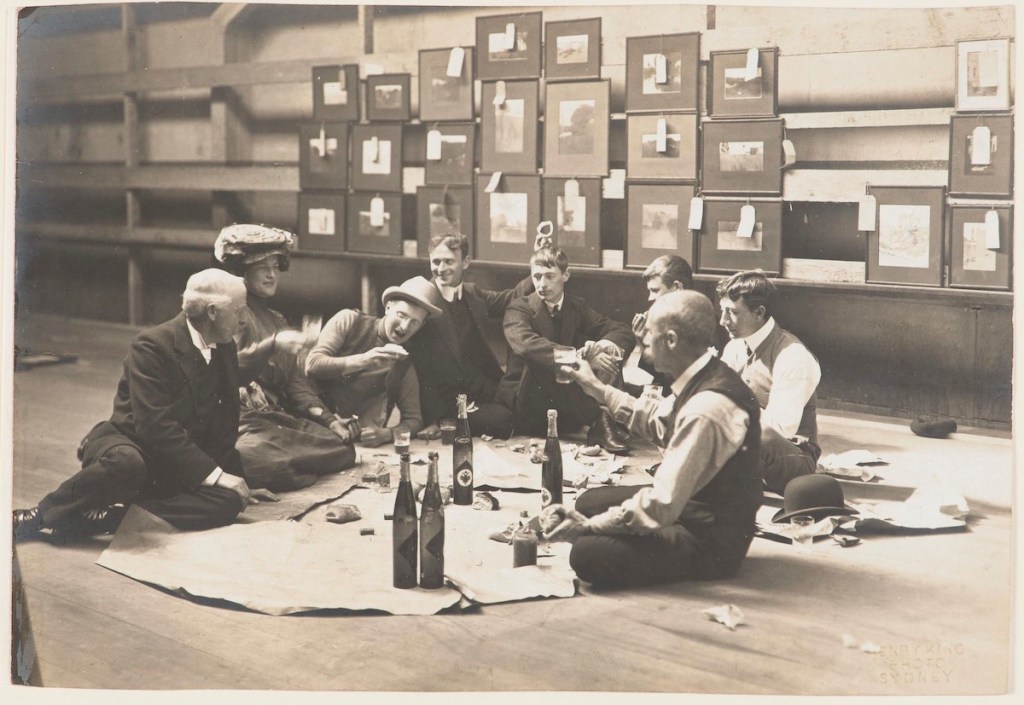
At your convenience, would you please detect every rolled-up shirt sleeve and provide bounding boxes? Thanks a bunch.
[586,391,750,535]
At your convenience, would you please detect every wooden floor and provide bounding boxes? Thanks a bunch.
[9,315,1015,696]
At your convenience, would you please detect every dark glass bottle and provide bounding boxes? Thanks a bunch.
[392,453,418,589]
[419,451,445,589]
[452,393,474,505]
[542,409,563,507]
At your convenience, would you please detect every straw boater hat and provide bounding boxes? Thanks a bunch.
[214,224,295,275]
[381,276,443,318]
[772,474,859,524]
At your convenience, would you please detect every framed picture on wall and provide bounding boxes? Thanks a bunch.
[297,193,346,253]
[476,11,543,80]
[955,37,1011,112]
[701,119,784,195]
[312,64,360,122]
[419,47,475,122]
[480,80,539,174]
[697,199,783,274]
[366,74,411,122]
[544,17,602,81]
[424,122,476,186]
[625,33,700,112]
[474,174,541,264]
[709,48,779,118]
[544,80,610,177]
[866,186,945,287]
[416,186,475,258]
[351,124,403,192]
[625,183,696,270]
[948,114,1013,197]
[298,122,349,190]
[948,204,1012,290]
[625,113,698,181]
[346,193,404,255]
[542,177,602,267]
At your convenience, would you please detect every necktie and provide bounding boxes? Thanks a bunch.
[551,304,560,317]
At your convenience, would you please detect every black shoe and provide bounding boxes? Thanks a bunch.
[13,507,44,541]
[587,414,628,454]
[607,417,632,447]
[53,504,128,539]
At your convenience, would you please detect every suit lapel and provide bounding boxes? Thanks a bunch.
[430,282,464,362]
[173,314,206,415]
[463,283,489,332]
[529,293,558,343]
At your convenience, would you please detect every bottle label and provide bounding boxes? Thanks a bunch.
[456,466,473,487]
[541,487,552,507]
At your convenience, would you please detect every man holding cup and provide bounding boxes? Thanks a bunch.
[497,246,634,452]
[541,290,763,588]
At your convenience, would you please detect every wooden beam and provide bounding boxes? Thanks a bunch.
[19,164,301,192]
[358,5,374,54]
[781,107,955,130]
[782,168,948,202]
[210,3,252,29]
[20,223,216,248]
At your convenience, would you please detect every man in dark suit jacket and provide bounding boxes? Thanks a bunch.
[14,269,275,541]
[404,233,532,437]
[498,247,635,451]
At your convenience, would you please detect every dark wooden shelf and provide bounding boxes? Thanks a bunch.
[18,163,299,192]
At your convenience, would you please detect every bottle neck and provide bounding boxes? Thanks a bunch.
[427,458,439,482]
[547,413,558,438]
[399,455,411,482]
[457,396,468,419]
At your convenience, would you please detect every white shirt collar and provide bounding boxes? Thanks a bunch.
[669,350,715,397]
[185,317,217,363]
[741,316,776,352]
[545,294,565,313]
[437,281,464,303]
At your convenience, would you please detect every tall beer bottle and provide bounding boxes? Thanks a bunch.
[392,452,418,589]
[452,393,474,505]
[419,451,445,589]
[541,409,563,507]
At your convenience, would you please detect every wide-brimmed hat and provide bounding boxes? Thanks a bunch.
[381,276,443,318]
[772,474,859,523]
[214,224,295,273]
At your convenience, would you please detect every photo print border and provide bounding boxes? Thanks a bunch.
[350,123,403,193]
[866,186,946,287]
[544,79,611,178]
[297,192,346,253]
[955,37,1011,112]
[624,33,701,113]
[701,118,784,196]
[298,122,350,191]
[948,114,1014,198]
[419,48,476,122]
[366,73,412,122]
[544,17,602,82]
[542,177,602,267]
[346,192,404,255]
[625,183,696,270]
[312,64,361,122]
[424,122,477,186]
[474,173,541,264]
[708,47,779,119]
[625,112,699,181]
[697,198,783,275]
[480,79,540,174]
[948,204,1012,291]
[476,11,544,80]
[416,185,475,259]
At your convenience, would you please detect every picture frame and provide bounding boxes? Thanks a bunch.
[625,113,698,181]
[948,204,1012,290]
[417,186,475,258]
[474,174,541,264]
[701,119,784,196]
[476,11,543,80]
[955,37,1011,112]
[948,114,1013,198]
[350,124,403,193]
[625,183,696,270]
[297,193,346,253]
[544,17,602,81]
[418,47,475,122]
[312,64,360,122]
[366,74,411,122]
[709,48,779,118]
[625,33,700,113]
[346,192,404,255]
[480,80,539,175]
[544,80,610,177]
[298,122,349,191]
[697,199,783,275]
[423,122,476,186]
[866,186,945,287]
[542,178,602,267]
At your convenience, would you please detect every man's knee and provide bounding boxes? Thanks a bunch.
[759,426,815,493]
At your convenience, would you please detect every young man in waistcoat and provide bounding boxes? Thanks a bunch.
[543,290,763,588]
[305,276,442,447]
[14,269,276,541]
[631,255,695,395]
[716,270,822,494]
[403,233,533,438]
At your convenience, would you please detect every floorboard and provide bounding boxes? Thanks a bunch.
[9,315,1014,695]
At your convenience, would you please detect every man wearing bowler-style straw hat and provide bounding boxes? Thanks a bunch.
[306,276,442,448]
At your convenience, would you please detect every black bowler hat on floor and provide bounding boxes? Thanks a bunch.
[772,474,859,524]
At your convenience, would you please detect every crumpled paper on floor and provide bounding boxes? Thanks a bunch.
[458,443,540,490]
[445,565,577,604]
[703,604,745,630]
[846,485,969,532]
[818,449,887,482]
[97,505,462,616]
